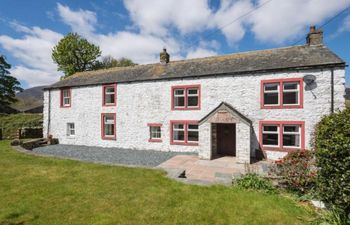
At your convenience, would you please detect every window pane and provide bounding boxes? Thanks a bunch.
[105,94,115,104]
[264,93,279,105]
[264,83,278,91]
[188,124,198,130]
[284,125,299,132]
[174,124,184,130]
[105,116,114,124]
[263,125,278,132]
[173,130,185,141]
[105,87,115,93]
[283,134,300,147]
[174,89,184,95]
[105,124,114,136]
[188,131,198,142]
[174,96,185,107]
[188,89,198,95]
[64,98,70,105]
[63,90,70,97]
[283,82,298,90]
[283,92,298,105]
[188,96,198,107]
[262,133,279,146]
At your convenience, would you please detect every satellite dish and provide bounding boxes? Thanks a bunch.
[303,74,316,85]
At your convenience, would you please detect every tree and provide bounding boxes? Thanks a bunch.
[94,56,137,70]
[315,108,350,222]
[0,55,22,106]
[52,33,101,78]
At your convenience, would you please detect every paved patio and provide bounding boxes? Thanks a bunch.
[158,155,271,184]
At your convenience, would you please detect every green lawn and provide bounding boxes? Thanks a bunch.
[0,141,313,225]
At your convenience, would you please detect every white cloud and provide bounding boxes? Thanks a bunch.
[335,14,350,35]
[248,0,350,43]
[186,48,218,59]
[57,3,97,37]
[0,24,63,87]
[124,0,212,36]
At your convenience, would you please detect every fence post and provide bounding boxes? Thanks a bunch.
[18,128,21,139]
[0,128,2,140]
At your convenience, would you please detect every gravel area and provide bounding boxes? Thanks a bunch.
[33,145,197,167]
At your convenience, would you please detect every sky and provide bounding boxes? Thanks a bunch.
[0,0,349,89]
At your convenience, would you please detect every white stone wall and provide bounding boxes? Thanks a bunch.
[236,122,251,163]
[43,68,346,160]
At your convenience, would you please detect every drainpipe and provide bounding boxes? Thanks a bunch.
[331,68,334,113]
[47,89,51,137]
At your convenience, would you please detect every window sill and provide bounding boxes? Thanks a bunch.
[102,136,116,140]
[103,103,116,107]
[171,141,198,146]
[148,139,162,143]
[261,105,303,109]
[60,105,71,108]
[262,146,303,152]
[172,107,200,111]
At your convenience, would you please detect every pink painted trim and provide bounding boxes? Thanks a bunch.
[261,78,303,109]
[60,88,71,108]
[259,120,305,152]
[147,123,163,127]
[148,139,162,143]
[102,83,117,107]
[170,120,199,146]
[171,85,201,111]
[101,113,116,140]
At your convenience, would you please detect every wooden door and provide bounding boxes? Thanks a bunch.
[217,124,236,156]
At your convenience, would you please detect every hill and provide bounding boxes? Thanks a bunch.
[11,86,46,112]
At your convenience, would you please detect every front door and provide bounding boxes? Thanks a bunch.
[217,123,236,156]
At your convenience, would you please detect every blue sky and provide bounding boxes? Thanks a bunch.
[0,0,349,88]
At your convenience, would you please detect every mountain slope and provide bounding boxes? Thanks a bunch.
[11,86,46,112]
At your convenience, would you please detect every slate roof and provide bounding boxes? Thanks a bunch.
[47,44,345,89]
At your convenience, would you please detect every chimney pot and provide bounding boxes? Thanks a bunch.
[306,25,323,46]
[160,48,170,64]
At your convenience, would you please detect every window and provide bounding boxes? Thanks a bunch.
[262,125,279,147]
[261,78,303,109]
[148,123,162,142]
[172,85,200,110]
[260,121,304,151]
[67,123,75,136]
[170,121,199,145]
[60,88,71,107]
[103,84,116,106]
[101,113,116,140]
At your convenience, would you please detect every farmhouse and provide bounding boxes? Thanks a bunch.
[43,26,346,163]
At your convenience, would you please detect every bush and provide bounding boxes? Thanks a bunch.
[10,139,22,146]
[314,107,350,220]
[269,150,316,195]
[234,173,276,193]
[314,207,350,225]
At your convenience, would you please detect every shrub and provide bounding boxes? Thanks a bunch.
[269,150,316,195]
[234,173,276,193]
[10,139,22,146]
[314,107,350,220]
[314,207,350,225]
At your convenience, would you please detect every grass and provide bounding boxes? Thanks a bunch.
[0,141,314,225]
[346,100,350,108]
[0,113,42,139]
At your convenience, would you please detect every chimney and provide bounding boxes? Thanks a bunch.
[306,25,323,46]
[160,48,170,64]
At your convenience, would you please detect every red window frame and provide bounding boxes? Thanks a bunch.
[259,121,305,152]
[147,123,162,142]
[102,83,117,106]
[60,88,71,108]
[171,85,201,110]
[170,120,199,146]
[101,113,116,140]
[260,78,303,109]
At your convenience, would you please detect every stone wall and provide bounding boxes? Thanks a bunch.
[43,68,346,160]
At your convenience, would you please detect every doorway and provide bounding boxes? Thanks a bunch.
[216,123,236,156]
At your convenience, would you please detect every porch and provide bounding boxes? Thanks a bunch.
[158,155,270,185]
